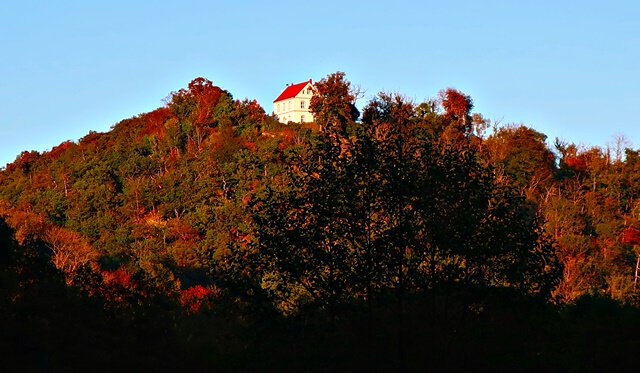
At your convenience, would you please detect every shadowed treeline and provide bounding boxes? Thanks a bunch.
[2,219,640,371]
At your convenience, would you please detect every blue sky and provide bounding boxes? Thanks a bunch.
[1,0,638,167]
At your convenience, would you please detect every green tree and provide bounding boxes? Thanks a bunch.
[484,125,556,195]
[309,71,360,133]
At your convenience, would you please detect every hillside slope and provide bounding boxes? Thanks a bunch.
[1,73,639,311]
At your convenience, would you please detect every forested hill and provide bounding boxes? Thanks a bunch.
[3,73,640,309]
[3,72,640,369]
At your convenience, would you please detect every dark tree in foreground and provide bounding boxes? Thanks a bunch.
[248,75,560,314]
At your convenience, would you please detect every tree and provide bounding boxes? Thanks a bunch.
[169,77,229,126]
[484,125,556,195]
[45,226,98,279]
[248,84,561,316]
[438,88,473,135]
[309,71,360,134]
[361,93,560,295]
[249,131,359,313]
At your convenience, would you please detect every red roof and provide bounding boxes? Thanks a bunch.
[273,79,312,102]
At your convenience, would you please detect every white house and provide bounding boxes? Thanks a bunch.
[273,79,314,123]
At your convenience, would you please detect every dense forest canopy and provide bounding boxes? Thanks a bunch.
[3,72,640,369]
[1,72,640,310]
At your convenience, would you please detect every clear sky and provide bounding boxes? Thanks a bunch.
[1,0,638,167]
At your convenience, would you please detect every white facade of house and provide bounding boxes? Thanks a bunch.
[273,81,314,123]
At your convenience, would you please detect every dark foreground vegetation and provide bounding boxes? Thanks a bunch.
[2,73,640,370]
[2,222,640,371]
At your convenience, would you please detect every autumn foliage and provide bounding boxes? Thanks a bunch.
[1,74,639,307]
[3,74,640,370]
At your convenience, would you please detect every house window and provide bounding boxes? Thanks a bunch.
[288,101,291,109]
[277,104,280,112]
[300,101,305,109]
[301,115,305,122]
